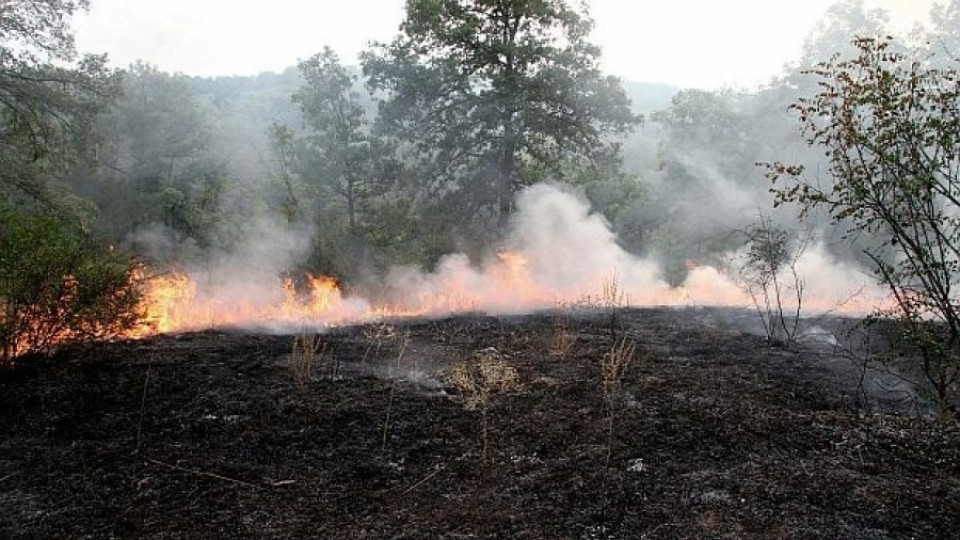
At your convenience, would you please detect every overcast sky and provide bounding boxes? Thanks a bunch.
[72,0,935,89]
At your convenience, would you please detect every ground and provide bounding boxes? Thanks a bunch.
[1,307,958,539]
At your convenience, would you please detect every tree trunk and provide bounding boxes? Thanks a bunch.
[497,116,517,229]
[346,176,356,231]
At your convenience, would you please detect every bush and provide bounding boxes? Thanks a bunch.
[736,217,806,344]
[767,36,960,414]
[0,206,144,363]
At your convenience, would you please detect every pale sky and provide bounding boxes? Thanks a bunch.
[72,0,936,89]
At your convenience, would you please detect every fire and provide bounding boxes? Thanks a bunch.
[130,271,358,335]
[122,243,888,339]
[126,250,554,336]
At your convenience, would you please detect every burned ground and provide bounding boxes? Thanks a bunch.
[0,307,958,539]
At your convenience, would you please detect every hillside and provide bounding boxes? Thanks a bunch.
[1,307,957,539]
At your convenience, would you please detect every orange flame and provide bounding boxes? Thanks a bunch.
[122,246,889,338]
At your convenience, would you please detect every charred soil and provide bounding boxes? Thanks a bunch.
[1,307,958,539]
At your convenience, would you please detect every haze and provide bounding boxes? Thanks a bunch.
[73,0,934,89]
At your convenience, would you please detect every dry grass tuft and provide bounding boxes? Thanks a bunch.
[600,336,637,463]
[290,330,333,392]
[446,348,522,462]
[602,337,635,404]
[547,316,577,359]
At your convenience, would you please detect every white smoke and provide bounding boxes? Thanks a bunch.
[139,183,889,333]
[376,183,886,316]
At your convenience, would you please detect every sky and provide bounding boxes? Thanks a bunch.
[72,0,937,90]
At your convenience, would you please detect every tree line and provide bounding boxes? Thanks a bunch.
[1,0,959,413]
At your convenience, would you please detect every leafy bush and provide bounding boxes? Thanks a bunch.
[768,36,960,413]
[0,206,144,363]
[736,217,806,344]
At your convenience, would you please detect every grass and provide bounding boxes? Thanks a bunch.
[601,336,637,463]
[446,348,521,463]
[289,329,331,392]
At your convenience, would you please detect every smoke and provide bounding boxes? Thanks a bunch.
[375,183,885,317]
[137,183,888,334]
[508,184,664,294]
[380,184,668,314]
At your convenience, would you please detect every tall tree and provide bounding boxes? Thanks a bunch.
[798,0,889,68]
[925,0,960,66]
[75,62,225,253]
[293,47,380,231]
[362,0,639,228]
[0,0,121,211]
[0,1,142,359]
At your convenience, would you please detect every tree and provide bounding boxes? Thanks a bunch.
[646,89,760,284]
[767,36,960,414]
[77,62,226,255]
[362,0,639,229]
[0,1,144,362]
[0,0,122,212]
[798,0,889,68]
[293,47,380,231]
[736,216,806,344]
[925,0,960,67]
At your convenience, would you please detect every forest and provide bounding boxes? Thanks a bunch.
[2,0,960,403]
[2,1,960,538]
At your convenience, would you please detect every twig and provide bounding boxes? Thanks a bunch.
[400,462,449,495]
[133,361,151,455]
[382,381,396,453]
[145,458,260,490]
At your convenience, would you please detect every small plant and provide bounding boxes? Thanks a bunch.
[601,271,629,340]
[446,348,521,463]
[547,312,577,359]
[735,216,806,345]
[290,330,328,392]
[601,337,636,463]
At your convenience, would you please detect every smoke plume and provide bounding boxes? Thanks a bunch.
[138,183,888,334]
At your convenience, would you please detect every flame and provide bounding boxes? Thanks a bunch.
[120,245,889,339]
[128,271,356,335]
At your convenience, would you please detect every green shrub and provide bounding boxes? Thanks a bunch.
[0,206,144,363]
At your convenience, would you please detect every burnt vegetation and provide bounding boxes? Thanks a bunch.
[1,0,960,537]
[1,309,958,539]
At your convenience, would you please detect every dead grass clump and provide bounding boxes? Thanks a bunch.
[548,316,577,359]
[290,330,333,392]
[446,348,521,463]
[602,337,635,403]
[601,337,636,462]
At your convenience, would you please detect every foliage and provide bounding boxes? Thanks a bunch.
[362,0,639,230]
[293,48,390,230]
[75,62,226,254]
[798,0,889,68]
[646,89,771,284]
[266,49,404,277]
[767,36,960,412]
[0,0,122,213]
[357,196,458,273]
[0,205,144,363]
[736,217,805,344]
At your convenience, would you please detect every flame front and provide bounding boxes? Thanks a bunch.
[126,245,888,338]
[131,271,357,335]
